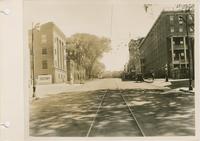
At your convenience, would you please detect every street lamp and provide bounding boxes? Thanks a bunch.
[31,22,40,98]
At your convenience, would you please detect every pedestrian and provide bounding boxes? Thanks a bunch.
[136,73,144,82]
[165,64,168,82]
[151,71,155,80]
[165,71,168,82]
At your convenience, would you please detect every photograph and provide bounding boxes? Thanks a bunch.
[24,0,196,137]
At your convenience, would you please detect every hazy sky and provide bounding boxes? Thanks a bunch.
[24,0,184,71]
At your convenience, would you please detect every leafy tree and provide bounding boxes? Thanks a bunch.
[176,4,194,11]
[66,33,111,79]
[91,61,106,78]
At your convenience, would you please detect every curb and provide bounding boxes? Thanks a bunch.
[179,89,194,94]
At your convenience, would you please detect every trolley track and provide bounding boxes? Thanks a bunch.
[86,87,145,137]
[120,92,145,136]
[86,91,107,137]
[115,80,145,137]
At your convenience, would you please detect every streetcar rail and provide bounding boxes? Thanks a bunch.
[86,91,107,137]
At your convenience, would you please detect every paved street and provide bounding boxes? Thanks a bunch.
[30,78,195,137]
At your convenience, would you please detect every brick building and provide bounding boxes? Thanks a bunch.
[29,22,67,84]
[139,10,194,79]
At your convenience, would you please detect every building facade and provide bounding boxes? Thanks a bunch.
[65,45,86,84]
[30,22,67,84]
[139,10,194,79]
[128,38,144,74]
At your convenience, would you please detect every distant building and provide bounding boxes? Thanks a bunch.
[139,10,194,79]
[29,22,67,84]
[128,38,144,74]
[65,40,86,84]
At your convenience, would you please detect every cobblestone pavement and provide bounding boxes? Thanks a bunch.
[30,78,195,137]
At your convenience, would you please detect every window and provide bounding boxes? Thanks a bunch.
[189,15,193,20]
[42,60,48,69]
[180,40,184,44]
[179,27,183,32]
[173,37,184,47]
[179,20,183,24]
[170,27,174,33]
[174,50,184,60]
[178,16,183,24]
[173,37,184,45]
[169,15,174,21]
[41,34,47,43]
[181,52,184,57]
[174,64,179,68]
[189,27,194,32]
[42,48,47,54]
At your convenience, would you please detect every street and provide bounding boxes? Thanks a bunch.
[30,78,195,137]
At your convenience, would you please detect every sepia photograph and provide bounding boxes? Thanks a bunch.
[24,0,196,137]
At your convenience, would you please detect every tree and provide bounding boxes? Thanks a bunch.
[66,33,111,79]
[176,4,194,30]
[91,61,106,78]
[176,4,194,11]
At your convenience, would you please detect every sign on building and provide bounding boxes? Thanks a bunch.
[37,75,52,85]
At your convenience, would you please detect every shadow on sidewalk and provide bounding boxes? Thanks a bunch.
[166,79,193,89]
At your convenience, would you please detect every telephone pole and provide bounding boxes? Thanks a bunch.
[31,23,40,97]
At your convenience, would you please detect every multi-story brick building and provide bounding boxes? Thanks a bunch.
[139,10,194,79]
[30,22,67,84]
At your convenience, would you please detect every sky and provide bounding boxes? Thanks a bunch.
[24,0,184,71]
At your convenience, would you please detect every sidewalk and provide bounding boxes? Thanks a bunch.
[31,83,82,99]
[149,78,195,94]
[30,78,195,100]
[149,79,171,88]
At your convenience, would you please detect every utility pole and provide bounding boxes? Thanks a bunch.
[31,22,36,98]
[185,11,193,90]
[31,22,40,98]
[179,10,193,90]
